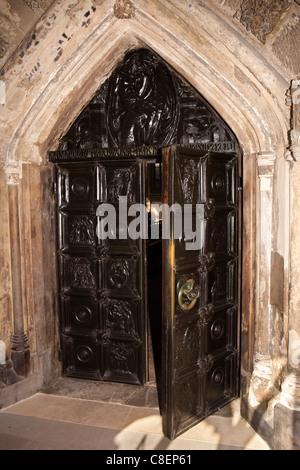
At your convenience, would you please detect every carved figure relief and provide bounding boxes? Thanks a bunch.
[211,267,227,303]
[58,48,237,152]
[182,117,223,145]
[108,168,135,203]
[175,324,200,369]
[106,300,137,337]
[24,0,49,11]
[177,158,198,204]
[106,49,178,147]
[75,120,102,149]
[110,342,134,374]
[204,199,216,219]
[70,257,95,288]
[69,216,94,245]
[199,253,215,273]
[237,0,290,43]
[199,304,214,325]
[198,355,214,375]
[108,259,129,288]
[114,0,135,19]
[210,218,227,252]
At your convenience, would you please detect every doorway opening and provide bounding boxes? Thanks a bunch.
[49,47,241,438]
[146,159,163,399]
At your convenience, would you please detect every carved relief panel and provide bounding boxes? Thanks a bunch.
[162,147,240,439]
[69,216,94,246]
[55,158,147,384]
[106,49,179,147]
[58,48,237,153]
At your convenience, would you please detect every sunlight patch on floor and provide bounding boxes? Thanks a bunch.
[1,393,269,450]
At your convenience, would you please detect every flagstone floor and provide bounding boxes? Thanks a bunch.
[0,378,270,451]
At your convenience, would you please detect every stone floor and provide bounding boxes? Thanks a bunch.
[0,378,270,450]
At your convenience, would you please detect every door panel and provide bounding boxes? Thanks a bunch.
[162,146,240,439]
[55,159,148,385]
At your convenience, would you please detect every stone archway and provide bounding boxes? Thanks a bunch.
[2,1,289,167]
[0,0,294,448]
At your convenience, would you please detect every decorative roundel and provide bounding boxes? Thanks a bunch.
[211,367,224,388]
[75,345,93,364]
[210,318,225,341]
[72,178,89,197]
[211,173,225,194]
[74,305,92,326]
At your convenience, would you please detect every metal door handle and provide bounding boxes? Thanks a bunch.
[178,279,200,311]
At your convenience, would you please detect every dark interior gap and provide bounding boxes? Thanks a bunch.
[145,159,163,410]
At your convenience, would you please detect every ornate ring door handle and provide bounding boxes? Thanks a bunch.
[178,279,200,311]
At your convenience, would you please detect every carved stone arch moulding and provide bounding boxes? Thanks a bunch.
[1,0,290,168]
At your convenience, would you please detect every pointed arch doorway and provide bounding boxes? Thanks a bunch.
[49,48,242,439]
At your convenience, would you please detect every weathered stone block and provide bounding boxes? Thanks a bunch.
[274,402,300,450]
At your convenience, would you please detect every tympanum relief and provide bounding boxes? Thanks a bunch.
[58,49,237,153]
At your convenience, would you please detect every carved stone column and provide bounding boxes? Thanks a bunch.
[249,151,276,407]
[274,80,300,449]
[5,163,30,377]
[274,160,300,450]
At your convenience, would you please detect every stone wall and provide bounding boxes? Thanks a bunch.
[0,0,299,449]
[1,0,299,78]
[0,1,54,66]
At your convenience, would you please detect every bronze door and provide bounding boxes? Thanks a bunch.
[161,146,240,439]
[55,158,148,385]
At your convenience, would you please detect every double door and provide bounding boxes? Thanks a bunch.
[54,146,240,439]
